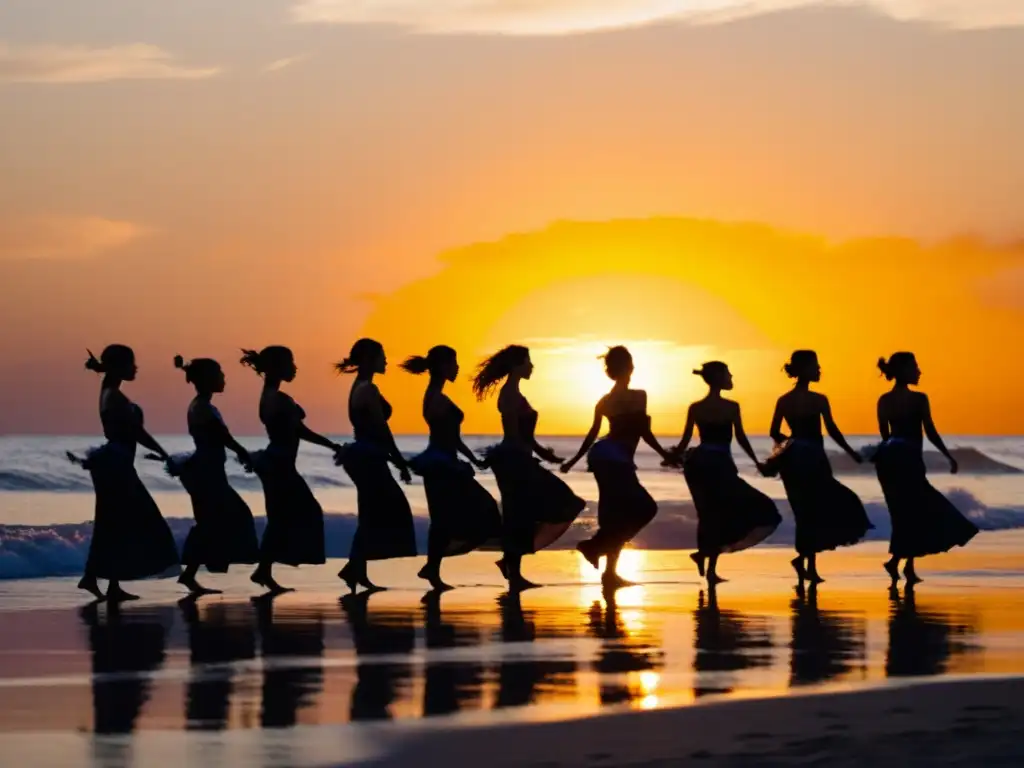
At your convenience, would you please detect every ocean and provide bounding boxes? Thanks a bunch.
[1,434,1022,581]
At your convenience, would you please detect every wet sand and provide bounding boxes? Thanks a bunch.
[0,537,1022,765]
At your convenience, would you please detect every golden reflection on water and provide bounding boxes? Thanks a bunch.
[2,545,1024,734]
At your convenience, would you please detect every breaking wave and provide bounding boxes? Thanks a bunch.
[1,489,1022,580]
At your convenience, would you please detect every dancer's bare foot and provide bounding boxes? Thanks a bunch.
[904,567,922,585]
[178,575,221,595]
[495,559,508,579]
[601,572,636,591]
[576,540,601,571]
[337,564,359,593]
[791,556,807,581]
[707,572,727,586]
[689,552,705,577]
[77,577,105,601]
[807,571,825,585]
[417,565,453,592]
[508,575,540,593]
[883,560,900,583]
[106,585,139,602]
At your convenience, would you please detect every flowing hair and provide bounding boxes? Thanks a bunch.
[472,345,529,400]
[400,345,456,376]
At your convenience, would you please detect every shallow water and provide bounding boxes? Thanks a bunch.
[0,538,1023,766]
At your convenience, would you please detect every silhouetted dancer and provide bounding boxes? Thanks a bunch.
[788,583,866,688]
[872,353,978,584]
[766,351,872,584]
[241,346,343,593]
[562,346,675,590]
[692,585,773,699]
[253,593,326,728]
[68,346,179,602]
[422,590,488,717]
[335,338,417,592]
[81,601,168,735]
[167,355,259,595]
[885,584,978,677]
[340,590,416,721]
[472,345,586,591]
[671,362,781,584]
[179,596,256,730]
[402,346,501,591]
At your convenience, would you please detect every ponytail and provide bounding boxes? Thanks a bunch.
[400,345,456,377]
[400,355,430,375]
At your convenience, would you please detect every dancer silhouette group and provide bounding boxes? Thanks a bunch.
[68,341,978,601]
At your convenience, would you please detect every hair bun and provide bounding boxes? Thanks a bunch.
[173,354,186,370]
[84,349,104,373]
[691,368,703,376]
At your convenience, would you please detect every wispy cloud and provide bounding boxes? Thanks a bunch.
[0,43,221,84]
[0,216,150,260]
[290,0,1024,35]
[264,54,307,73]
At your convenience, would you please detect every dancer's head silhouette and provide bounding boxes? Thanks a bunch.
[784,350,820,383]
[693,361,732,391]
[336,338,386,377]
[602,345,633,385]
[174,355,224,395]
[878,352,920,386]
[86,345,137,382]
[472,345,531,400]
[401,345,458,382]
[240,346,296,383]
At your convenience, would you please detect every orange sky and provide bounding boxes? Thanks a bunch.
[0,2,1022,434]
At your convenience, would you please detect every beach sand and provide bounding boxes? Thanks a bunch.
[0,537,1023,766]
[362,676,1024,767]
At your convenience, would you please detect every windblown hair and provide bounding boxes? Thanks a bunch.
[174,355,222,390]
[784,350,818,379]
[472,345,529,400]
[877,352,916,382]
[240,346,294,378]
[335,338,384,375]
[693,361,729,386]
[401,345,456,376]
[602,345,633,381]
[85,344,134,375]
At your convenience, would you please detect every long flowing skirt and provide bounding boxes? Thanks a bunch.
[411,448,501,557]
[683,446,781,555]
[179,458,260,572]
[777,442,873,556]
[487,446,586,555]
[584,444,657,554]
[342,447,417,561]
[255,451,325,567]
[874,441,978,558]
[81,445,180,581]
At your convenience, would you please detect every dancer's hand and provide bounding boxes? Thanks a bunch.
[949,457,959,474]
[399,465,413,484]
[560,459,576,473]
[755,461,770,477]
[472,457,489,471]
[849,450,864,465]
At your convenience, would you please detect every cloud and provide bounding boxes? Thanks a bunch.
[0,43,221,84]
[0,215,150,260]
[263,55,307,73]
[290,0,1024,34]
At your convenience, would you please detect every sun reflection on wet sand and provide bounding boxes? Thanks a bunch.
[0,538,1022,748]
